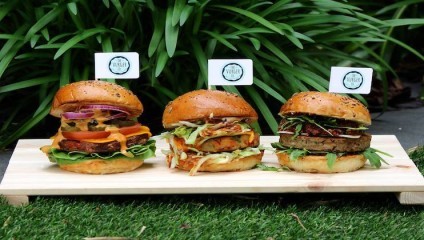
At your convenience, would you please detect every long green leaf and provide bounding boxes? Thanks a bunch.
[54,28,107,59]
[60,51,71,87]
[253,77,286,103]
[111,0,125,18]
[25,5,66,41]
[0,76,58,93]
[67,2,78,15]
[155,49,169,77]
[245,86,278,134]
[0,103,51,148]
[202,30,238,52]
[172,0,185,26]
[260,37,293,66]
[213,5,284,35]
[191,38,208,87]
[148,10,165,57]
[180,5,194,26]
[165,7,179,57]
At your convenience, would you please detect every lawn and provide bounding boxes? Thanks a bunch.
[1,147,423,239]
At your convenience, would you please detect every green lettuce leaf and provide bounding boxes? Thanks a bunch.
[48,140,156,165]
[271,142,390,169]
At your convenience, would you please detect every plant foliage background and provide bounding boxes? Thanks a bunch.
[0,0,423,149]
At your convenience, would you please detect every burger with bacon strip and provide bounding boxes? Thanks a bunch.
[41,80,156,174]
[272,91,388,173]
[162,89,263,176]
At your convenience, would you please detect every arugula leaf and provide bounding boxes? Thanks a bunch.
[326,152,337,169]
[363,147,391,168]
[256,163,290,172]
[290,149,307,161]
[293,123,303,139]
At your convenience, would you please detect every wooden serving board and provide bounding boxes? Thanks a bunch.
[1,135,423,205]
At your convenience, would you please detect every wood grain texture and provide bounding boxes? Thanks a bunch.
[0,136,423,204]
[396,192,424,205]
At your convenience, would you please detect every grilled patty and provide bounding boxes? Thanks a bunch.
[59,134,149,153]
[172,133,260,153]
[279,133,371,153]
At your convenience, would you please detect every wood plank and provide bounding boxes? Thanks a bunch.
[396,192,424,205]
[2,195,29,206]
[0,135,423,204]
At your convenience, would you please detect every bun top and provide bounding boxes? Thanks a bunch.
[162,89,258,128]
[50,80,143,118]
[280,91,371,125]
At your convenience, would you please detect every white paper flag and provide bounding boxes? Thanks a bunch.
[95,52,139,79]
[208,59,253,86]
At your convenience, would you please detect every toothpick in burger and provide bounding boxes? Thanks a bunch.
[41,80,156,174]
[162,89,263,176]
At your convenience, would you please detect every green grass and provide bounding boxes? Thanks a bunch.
[1,148,423,239]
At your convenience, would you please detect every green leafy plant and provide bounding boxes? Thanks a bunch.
[1,0,423,149]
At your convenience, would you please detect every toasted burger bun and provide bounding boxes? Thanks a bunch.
[162,89,258,128]
[58,158,144,174]
[50,80,143,118]
[280,91,371,126]
[166,152,263,173]
[276,152,366,173]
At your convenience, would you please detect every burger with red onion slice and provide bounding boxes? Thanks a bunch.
[272,91,389,173]
[41,80,156,174]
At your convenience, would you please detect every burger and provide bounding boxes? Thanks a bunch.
[162,89,263,176]
[272,91,388,173]
[40,80,156,174]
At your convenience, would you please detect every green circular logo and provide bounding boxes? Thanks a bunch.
[109,56,130,75]
[343,71,363,90]
[222,63,243,81]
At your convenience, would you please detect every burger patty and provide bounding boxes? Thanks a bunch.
[172,133,260,153]
[279,133,371,153]
[279,119,364,137]
[59,135,149,153]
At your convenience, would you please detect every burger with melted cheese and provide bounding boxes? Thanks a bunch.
[41,80,156,174]
[162,89,263,176]
[272,91,388,173]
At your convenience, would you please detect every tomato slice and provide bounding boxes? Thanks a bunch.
[119,123,142,135]
[62,131,110,140]
[62,123,142,140]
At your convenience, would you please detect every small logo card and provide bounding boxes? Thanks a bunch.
[95,52,139,79]
[329,67,373,94]
[208,59,253,86]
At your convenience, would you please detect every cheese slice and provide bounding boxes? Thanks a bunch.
[82,126,152,143]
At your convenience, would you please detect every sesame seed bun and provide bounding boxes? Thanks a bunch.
[162,89,258,129]
[280,91,371,125]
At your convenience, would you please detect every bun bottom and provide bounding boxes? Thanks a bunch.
[276,152,366,173]
[58,158,144,174]
[166,152,263,173]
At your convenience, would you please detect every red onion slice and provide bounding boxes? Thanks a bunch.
[81,104,130,115]
[62,111,94,120]
[107,112,128,120]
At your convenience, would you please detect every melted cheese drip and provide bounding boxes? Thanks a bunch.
[46,109,151,158]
